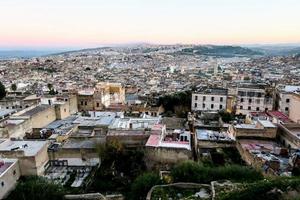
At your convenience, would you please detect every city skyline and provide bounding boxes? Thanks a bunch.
[1,0,300,49]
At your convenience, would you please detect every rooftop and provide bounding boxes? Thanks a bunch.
[0,139,48,156]
[0,109,16,118]
[20,105,51,117]
[194,87,228,95]
[0,159,18,177]
[196,129,234,141]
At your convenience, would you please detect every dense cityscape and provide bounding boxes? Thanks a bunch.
[1,0,300,199]
[0,44,300,200]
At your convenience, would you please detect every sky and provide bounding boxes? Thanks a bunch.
[0,0,300,49]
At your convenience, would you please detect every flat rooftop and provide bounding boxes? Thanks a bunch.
[73,116,115,127]
[0,139,48,156]
[20,105,51,117]
[196,129,234,141]
[62,138,104,149]
[0,159,18,176]
[194,88,228,95]
[0,109,16,118]
[109,117,161,129]
[146,134,191,150]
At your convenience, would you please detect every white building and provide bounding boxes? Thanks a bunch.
[236,84,273,115]
[0,159,20,199]
[278,85,300,115]
[191,88,228,112]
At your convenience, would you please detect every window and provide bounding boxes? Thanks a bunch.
[257,93,262,97]
[238,91,245,96]
[13,170,16,176]
[80,101,83,105]
[1,182,4,187]
[248,106,251,110]
[84,101,87,106]
[194,103,197,108]
[195,95,198,100]
[203,96,206,101]
[220,97,223,102]
[202,103,205,108]
[211,97,215,101]
[286,99,290,103]
[241,98,244,102]
[248,92,255,97]
[219,104,223,109]
[256,107,260,111]
[256,99,260,104]
[248,98,252,103]
[240,106,243,109]
[97,102,100,107]
[64,109,66,112]
[285,107,289,111]
[211,104,214,109]
[265,108,268,111]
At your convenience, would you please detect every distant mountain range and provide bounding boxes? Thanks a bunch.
[174,45,263,57]
[1,44,300,59]
[247,45,300,56]
[0,50,64,59]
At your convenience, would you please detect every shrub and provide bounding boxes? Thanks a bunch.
[130,172,161,200]
[171,161,263,183]
[6,176,66,200]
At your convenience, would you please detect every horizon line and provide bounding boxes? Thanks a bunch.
[1,41,300,51]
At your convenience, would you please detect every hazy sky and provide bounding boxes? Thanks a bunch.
[0,0,300,49]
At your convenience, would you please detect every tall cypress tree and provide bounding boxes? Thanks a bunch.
[0,81,6,100]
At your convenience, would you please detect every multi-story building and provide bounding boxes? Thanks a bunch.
[0,159,20,199]
[236,84,273,115]
[277,85,300,115]
[289,92,300,124]
[191,88,228,112]
[78,82,125,111]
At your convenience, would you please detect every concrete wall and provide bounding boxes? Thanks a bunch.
[78,95,94,111]
[289,94,300,124]
[68,95,78,115]
[0,118,32,138]
[55,103,70,120]
[31,106,56,128]
[145,147,192,168]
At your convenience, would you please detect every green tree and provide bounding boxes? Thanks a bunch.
[11,83,17,91]
[0,81,6,99]
[49,88,56,95]
[130,172,161,200]
[6,176,66,200]
[47,83,53,90]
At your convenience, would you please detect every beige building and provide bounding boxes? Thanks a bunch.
[289,93,300,124]
[0,140,49,176]
[228,120,277,139]
[0,101,72,138]
[0,159,20,199]
[78,82,125,112]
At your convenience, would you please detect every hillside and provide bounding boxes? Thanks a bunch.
[174,45,263,57]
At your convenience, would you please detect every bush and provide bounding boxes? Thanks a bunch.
[171,161,263,183]
[130,172,161,200]
[6,176,66,200]
[217,177,300,200]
